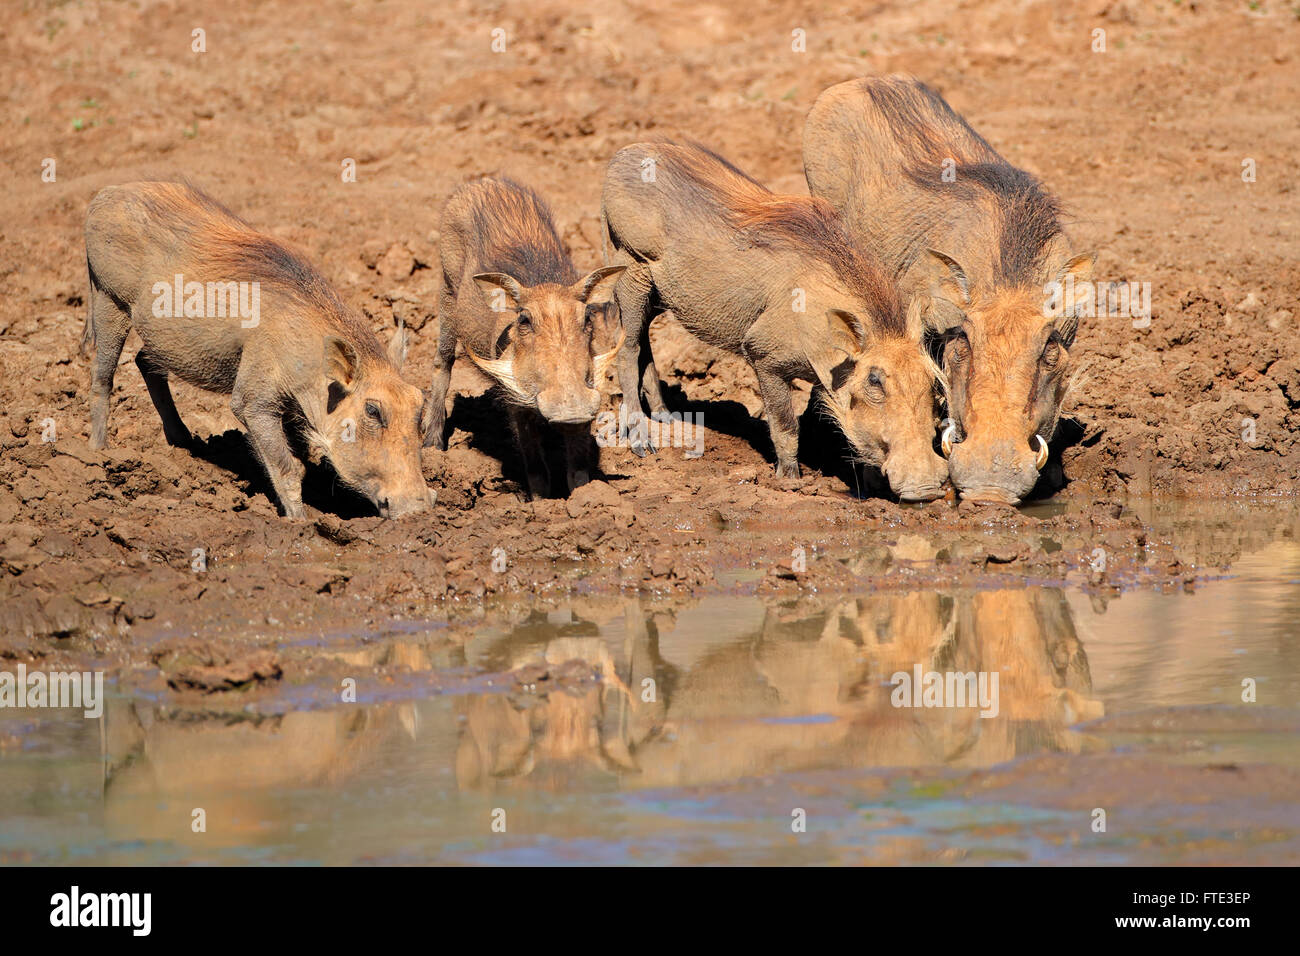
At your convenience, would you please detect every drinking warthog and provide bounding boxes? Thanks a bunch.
[601,140,947,500]
[803,76,1094,504]
[83,182,434,518]
[429,176,625,498]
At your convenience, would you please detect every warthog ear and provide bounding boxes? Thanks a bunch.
[919,249,970,332]
[324,336,360,413]
[574,265,627,303]
[805,309,869,392]
[1052,253,1095,348]
[388,317,408,370]
[827,309,869,357]
[324,336,360,387]
[472,272,525,311]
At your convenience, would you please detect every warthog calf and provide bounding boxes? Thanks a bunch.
[804,75,1093,504]
[83,182,434,518]
[428,176,625,498]
[601,140,947,501]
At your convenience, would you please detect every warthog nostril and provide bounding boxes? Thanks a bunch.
[1032,434,1049,470]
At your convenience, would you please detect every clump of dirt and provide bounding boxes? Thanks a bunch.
[153,640,283,693]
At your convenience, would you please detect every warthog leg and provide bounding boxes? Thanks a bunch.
[134,351,193,448]
[231,380,306,518]
[613,264,658,457]
[754,365,801,479]
[509,406,551,500]
[638,323,668,416]
[425,300,457,450]
[87,286,131,450]
[562,423,594,493]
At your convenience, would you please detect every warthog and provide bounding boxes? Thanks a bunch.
[83,182,434,518]
[428,176,625,499]
[601,140,947,501]
[803,76,1094,504]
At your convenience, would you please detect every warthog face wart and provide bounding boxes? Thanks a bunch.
[310,336,435,518]
[926,251,1092,504]
[815,309,948,503]
[467,267,625,426]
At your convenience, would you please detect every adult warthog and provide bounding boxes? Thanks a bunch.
[602,140,947,501]
[804,76,1094,504]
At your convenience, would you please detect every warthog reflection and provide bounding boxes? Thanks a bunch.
[456,589,1102,791]
[99,590,1102,818]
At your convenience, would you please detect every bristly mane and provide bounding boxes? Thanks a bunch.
[905,162,1064,288]
[864,77,1065,288]
[139,182,384,360]
[658,140,905,333]
[465,176,578,286]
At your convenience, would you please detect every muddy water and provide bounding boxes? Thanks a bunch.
[2,501,1299,865]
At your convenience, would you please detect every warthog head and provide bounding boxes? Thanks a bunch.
[467,266,626,424]
[813,308,949,503]
[308,330,435,518]
[923,249,1093,504]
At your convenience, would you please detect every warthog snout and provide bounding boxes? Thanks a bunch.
[536,386,602,425]
[376,488,436,518]
[883,447,950,502]
[948,435,1045,504]
[318,343,435,520]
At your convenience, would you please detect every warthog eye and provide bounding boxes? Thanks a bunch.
[365,401,386,427]
[867,368,886,397]
[517,311,533,332]
[1041,337,1062,370]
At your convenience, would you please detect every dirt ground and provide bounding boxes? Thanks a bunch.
[1,0,1298,673]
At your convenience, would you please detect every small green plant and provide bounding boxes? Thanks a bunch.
[183,122,198,139]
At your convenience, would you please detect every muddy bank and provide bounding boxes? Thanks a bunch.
[6,557,1300,865]
[2,0,1299,675]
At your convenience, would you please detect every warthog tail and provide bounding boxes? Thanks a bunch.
[80,254,96,357]
[599,207,612,266]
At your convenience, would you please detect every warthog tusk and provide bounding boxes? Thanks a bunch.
[941,421,957,458]
[1033,434,1049,470]
[465,347,530,404]
[592,327,626,386]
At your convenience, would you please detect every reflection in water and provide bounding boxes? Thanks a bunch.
[6,504,1297,864]
[98,587,1103,819]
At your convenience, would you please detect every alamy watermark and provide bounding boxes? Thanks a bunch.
[1044,275,1151,328]
[50,886,150,936]
[890,665,999,718]
[0,665,104,718]
[152,274,260,328]
[596,406,705,457]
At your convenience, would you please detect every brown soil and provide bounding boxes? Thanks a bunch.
[1,0,1298,672]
